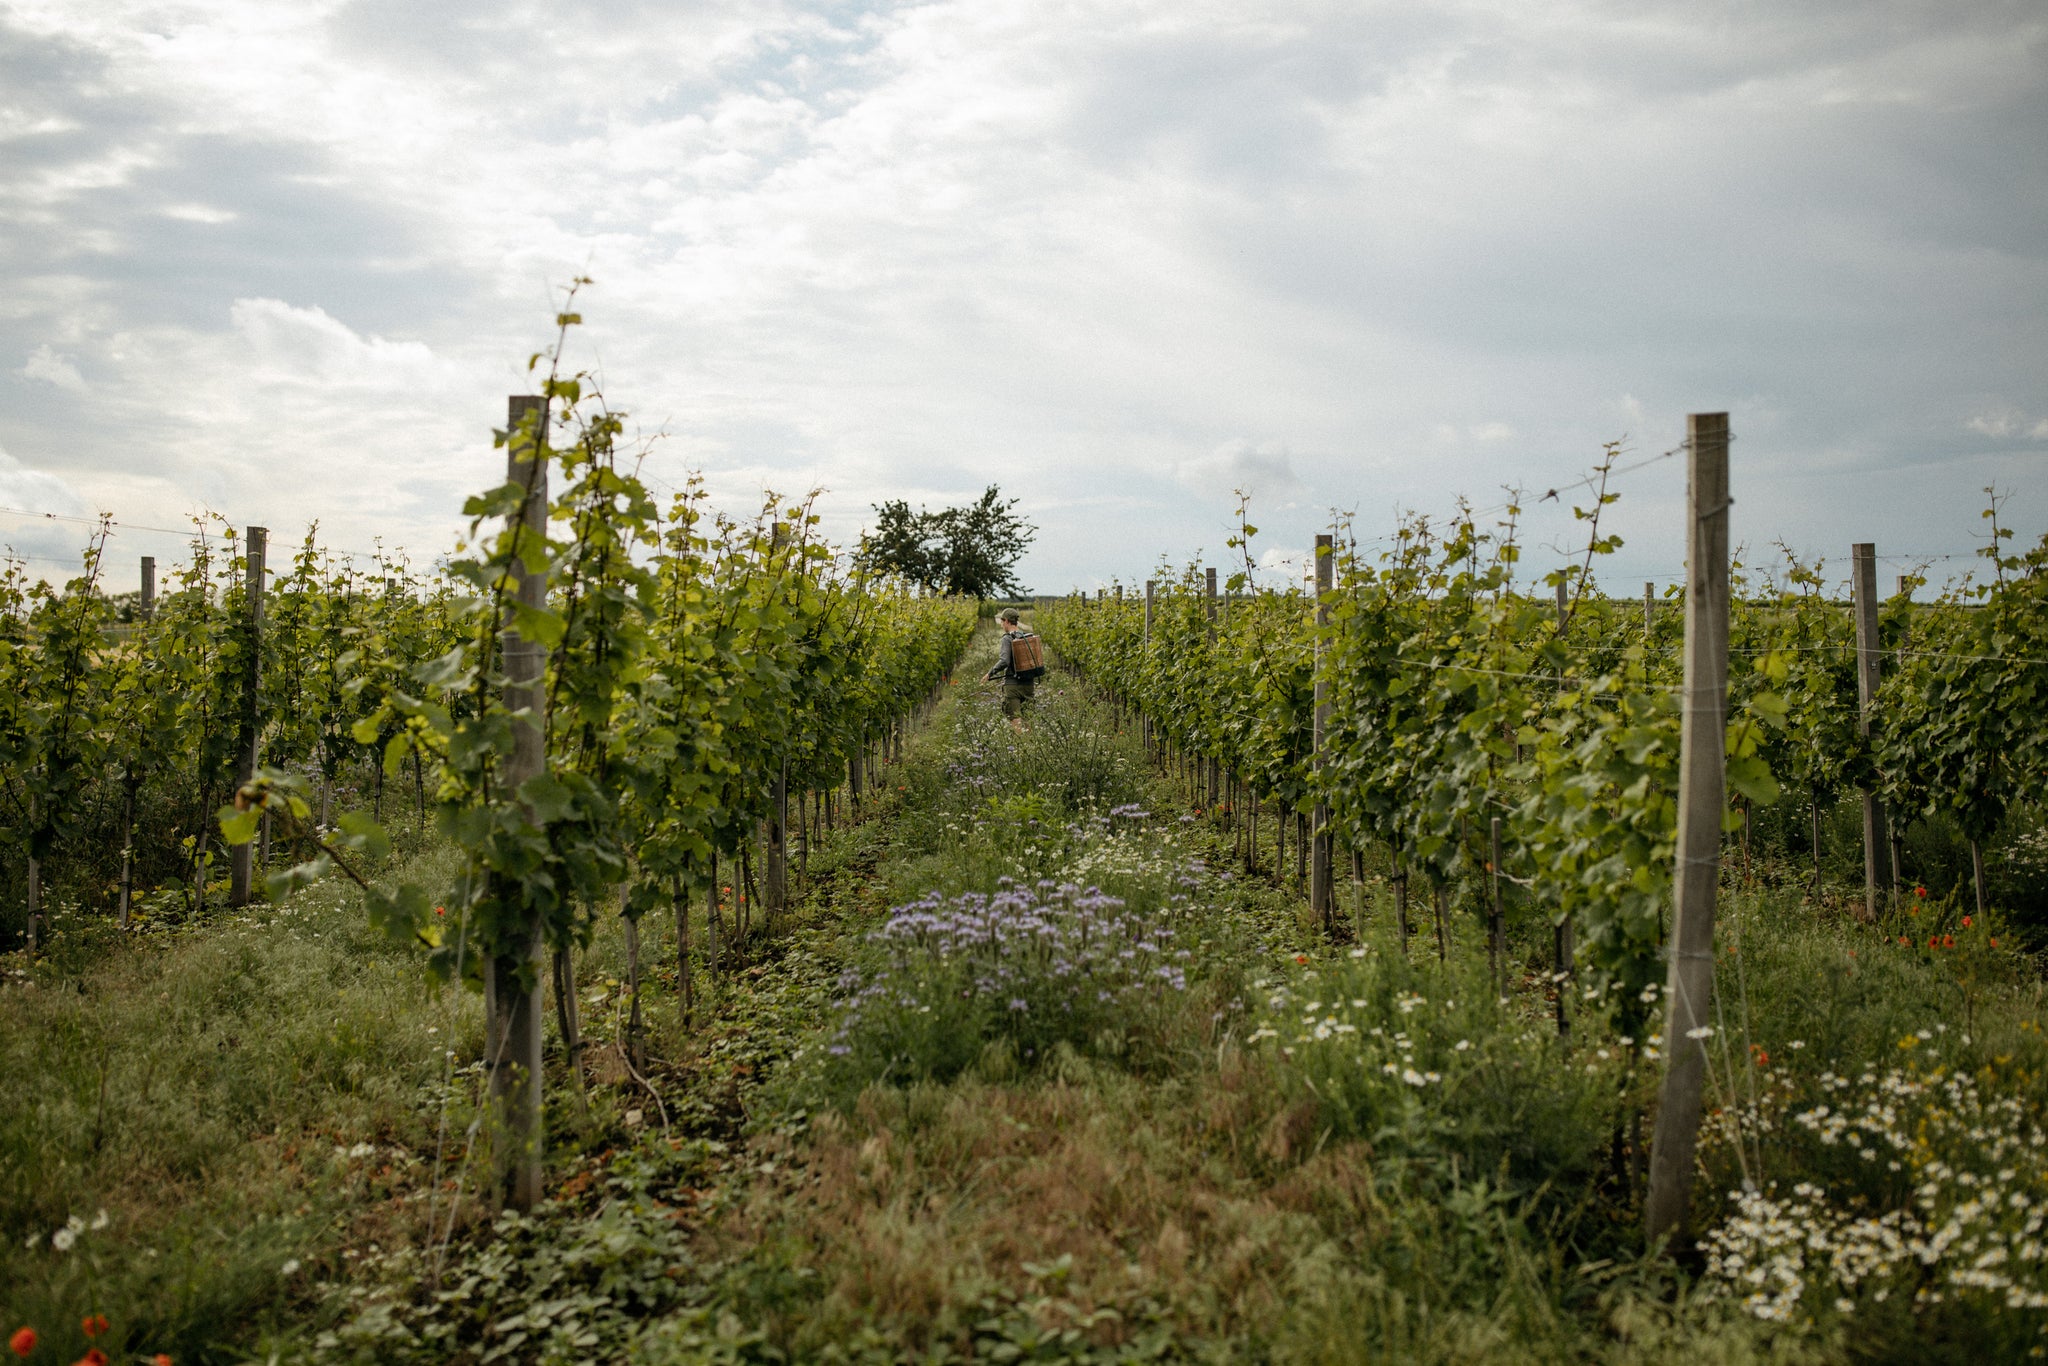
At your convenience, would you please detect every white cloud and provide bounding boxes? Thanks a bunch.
[1177,439,1304,500]
[1967,412,2018,438]
[160,203,237,224]
[0,0,2042,591]
[19,344,87,393]
[229,297,443,387]
[0,444,89,514]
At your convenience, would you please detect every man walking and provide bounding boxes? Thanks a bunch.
[984,607,1044,733]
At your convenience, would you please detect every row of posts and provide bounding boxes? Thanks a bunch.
[1084,415,1738,1246]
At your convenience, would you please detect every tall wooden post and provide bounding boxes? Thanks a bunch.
[1556,578,1568,627]
[1644,581,1654,637]
[1309,535,1335,929]
[1204,568,1219,807]
[1645,412,1731,1249]
[490,394,549,1211]
[140,556,156,621]
[1489,815,1505,999]
[228,527,267,906]
[1142,580,1156,757]
[1851,543,1889,918]
[765,523,789,928]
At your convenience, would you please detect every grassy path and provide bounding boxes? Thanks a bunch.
[6,627,2047,1363]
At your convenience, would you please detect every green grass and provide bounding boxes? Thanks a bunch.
[0,841,478,1364]
[5,634,2046,1362]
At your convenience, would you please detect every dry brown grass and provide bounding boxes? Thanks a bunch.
[700,1048,1407,1354]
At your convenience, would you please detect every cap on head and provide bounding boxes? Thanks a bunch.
[998,607,1022,624]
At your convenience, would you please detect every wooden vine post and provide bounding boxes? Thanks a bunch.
[765,522,789,928]
[1851,542,1889,918]
[1488,815,1505,998]
[1309,534,1335,929]
[1142,580,1155,759]
[492,393,550,1211]
[1644,411,1732,1249]
[1204,567,1219,806]
[1643,581,1654,636]
[140,555,156,620]
[228,526,267,906]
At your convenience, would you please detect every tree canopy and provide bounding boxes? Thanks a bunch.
[858,485,1035,601]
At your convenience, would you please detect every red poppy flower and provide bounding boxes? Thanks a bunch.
[434,905,446,917]
[76,1351,108,1366]
[1943,934,1955,948]
[1898,936,1909,946]
[9,1328,35,1357]
[154,1356,173,1366]
[1962,915,1972,928]
[1914,885,1927,898]
[81,1316,108,1339]
[1293,953,1308,965]
[1928,936,1939,948]
[1990,938,1999,948]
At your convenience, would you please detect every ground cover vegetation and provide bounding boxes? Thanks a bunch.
[4,322,2045,1361]
[6,623,2044,1361]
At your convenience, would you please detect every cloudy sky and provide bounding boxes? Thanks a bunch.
[2,0,2044,596]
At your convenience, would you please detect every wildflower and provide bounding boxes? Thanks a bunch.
[1293,954,1308,965]
[1914,885,1927,898]
[281,1258,301,1276]
[1898,936,1909,946]
[1962,915,1972,927]
[1942,934,1955,948]
[155,1357,173,1366]
[434,904,445,917]
[81,1315,108,1338]
[10,1328,35,1357]
[1686,1025,1715,1040]
[1990,938,1998,948]
[78,1351,108,1366]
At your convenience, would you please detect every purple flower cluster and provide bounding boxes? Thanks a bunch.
[826,877,1193,1063]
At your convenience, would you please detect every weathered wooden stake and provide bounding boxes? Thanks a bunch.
[1851,542,1889,918]
[1489,815,1505,998]
[488,394,549,1211]
[1644,581,1655,636]
[229,526,267,907]
[765,520,789,927]
[1204,568,1219,807]
[1309,535,1335,929]
[1644,412,1732,1249]
[1142,580,1156,758]
[140,556,156,621]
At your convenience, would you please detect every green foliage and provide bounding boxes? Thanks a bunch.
[1040,489,1790,1032]
[1247,935,1613,1196]
[857,485,1036,600]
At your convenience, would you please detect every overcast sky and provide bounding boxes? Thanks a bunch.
[2,0,2044,597]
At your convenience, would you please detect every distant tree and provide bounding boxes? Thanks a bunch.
[858,485,1035,601]
[861,499,937,589]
